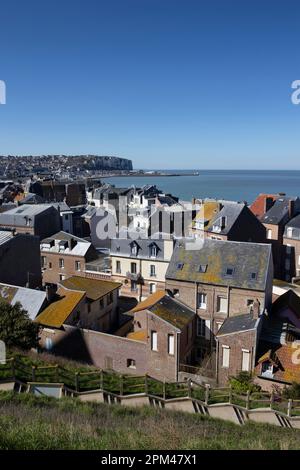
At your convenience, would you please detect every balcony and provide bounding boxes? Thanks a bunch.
[126,271,143,282]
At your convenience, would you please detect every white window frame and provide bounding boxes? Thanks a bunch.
[242,349,251,372]
[150,264,156,277]
[217,296,227,313]
[222,345,230,368]
[198,293,207,309]
[151,331,158,351]
[168,334,175,355]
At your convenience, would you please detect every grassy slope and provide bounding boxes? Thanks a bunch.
[0,392,299,450]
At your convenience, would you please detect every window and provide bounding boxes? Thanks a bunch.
[250,272,257,280]
[222,345,230,368]
[107,293,113,305]
[298,255,300,267]
[127,359,136,369]
[59,274,66,281]
[198,293,207,309]
[41,256,47,268]
[49,262,52,269]
[242,349,251,372]
[149,283,156,294]
[131,262,137,274]
[198,264,207,273]
[99,298,104,309]
[247,299,254,308]
[261,361,274,378]
[151,331,158,351]
[217,296,227,313]
[267,229,272,240]
[75,260,81,271]
[168,335,175,355]
[150,245,157,258]
[197,318,205,337]
[287,227,293,238]
[177,263,184,270]
[173,289,179,297]
[225,267,234,277]
[116,260,121,274]
[131,243,138,256]
[286,245,292,255]
[59,258,64,268]
[131,280,137,292]
[150,264,156,277]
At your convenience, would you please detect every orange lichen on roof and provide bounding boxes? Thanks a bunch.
[35,287,85,328]
[60,276,122,301]
[192,201,221,230]
[130,291,165,313]
[127,329,147,342]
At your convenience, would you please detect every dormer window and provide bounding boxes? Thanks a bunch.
[149,243,158,258]
[130,242,138,256]
[198,264,207,273]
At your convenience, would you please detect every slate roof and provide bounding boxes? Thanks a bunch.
[206,202,245,235]
[0,230,13,246]
[35,287,85,328]
[41,231,92,257]
[260,197,300,225]
[217,313,259,336]
[0,283,47,320]
[0,204,56,227]
[149,295,195,330]
[284,214,300,240]
[60,276,122,301]
[110,238,169,261]
[166,239,272,290]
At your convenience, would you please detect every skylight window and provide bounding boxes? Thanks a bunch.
[198,264,207,273]
[250,272,257,280]
[177,263,184,270]
[225,267,234,277]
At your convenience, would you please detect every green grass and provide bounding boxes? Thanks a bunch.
[0,391,300,450]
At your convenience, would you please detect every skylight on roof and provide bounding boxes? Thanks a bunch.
[177,263,184,270]
[250,272,257,280]
[225,267,235,277]
[198,264,207,273]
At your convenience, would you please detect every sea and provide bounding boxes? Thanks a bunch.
[104,170,300,205]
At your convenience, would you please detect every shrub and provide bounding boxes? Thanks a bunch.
[282,382,300,399]
[0,300,39,350]
[229,371,261,394]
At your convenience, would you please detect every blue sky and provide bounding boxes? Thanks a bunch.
[0,0,300,169]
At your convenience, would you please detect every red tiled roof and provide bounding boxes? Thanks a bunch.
[250,194,279,218]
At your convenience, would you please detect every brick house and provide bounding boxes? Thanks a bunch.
[216,303,262,386]
[0,230,42,288]
[259,196,300,279]
[110,237,175,300]
[0,204,61,239]
[40,231,109,285]
[38,291,196,381]
[282,214,300,281]
[191,200,266,243]
[165,239,273,363]
[36,276,122,333]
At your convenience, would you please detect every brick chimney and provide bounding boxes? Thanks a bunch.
[252,298,261,318]
[45,284,57,303]
[288,199,295,219]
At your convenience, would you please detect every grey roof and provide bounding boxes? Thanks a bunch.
[284,215,300,240]
[260,197,300,225]
[206,202,245,235]
[217,313,259,336]
[110,238,168,261]
[0,204,56,227]
[0,283,47,320]
[0,230,13,245]
[166,239,272,291]
[149,295,195,330]
[19,193,45,204]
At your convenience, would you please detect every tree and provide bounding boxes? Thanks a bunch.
[0,300,40,350]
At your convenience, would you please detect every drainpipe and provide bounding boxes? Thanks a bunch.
[216,339,219,386]
[176,332,180,382]
[227,285,230,317]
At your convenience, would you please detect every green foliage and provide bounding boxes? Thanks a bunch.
[0,300,39,350]
[229,371,261,393]
[283,382,300,399]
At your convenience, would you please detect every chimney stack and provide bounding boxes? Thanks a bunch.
[288,199,295,219]
[252,299,261,318]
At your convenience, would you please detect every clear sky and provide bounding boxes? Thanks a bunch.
[0,0,300,169]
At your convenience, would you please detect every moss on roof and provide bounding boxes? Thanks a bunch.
[35,288,85,328]
[130,291,165,313]
[60,276,122,301]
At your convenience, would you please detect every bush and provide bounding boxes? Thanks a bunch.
[0,300,39,350]
[229,372,261,394]
[282,382,300,399]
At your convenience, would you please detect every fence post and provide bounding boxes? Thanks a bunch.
[246,390,250,410]
[287,399,293,417]
[75,372,79,392]
[163,379,166,400]
[145,374,148,395]
[270,390,274,410]
[229,385,232,404]
[11,358,15,379]
[120,374,124,396]
[205,384,210,405]
[187,379,192,398]
[55,365,59,383]
[31,366,36,382]
[100,370,104,390]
